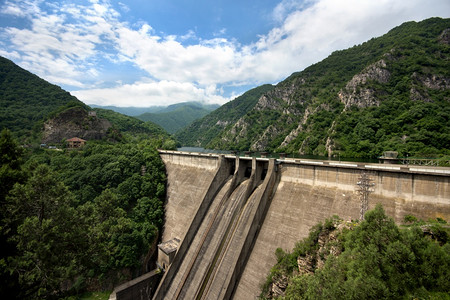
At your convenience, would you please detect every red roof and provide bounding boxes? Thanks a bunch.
[66,137,87,142]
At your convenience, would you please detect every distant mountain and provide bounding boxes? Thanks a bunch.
[135,102,220,134]
[177,18,450,159]
[88,105,165,116]
[0,56,169,143]
[175,84,274,146]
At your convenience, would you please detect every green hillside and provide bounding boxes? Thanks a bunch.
[89,105,164,116]
[175,84,274,146]
[0,56,85,141]
[181,18,450,159]
[0,58,172,298]
[136,102,219,134]
[0,56,172,144]
[93,108,168,138]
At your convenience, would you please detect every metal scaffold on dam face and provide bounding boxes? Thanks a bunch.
[146,150,449,300]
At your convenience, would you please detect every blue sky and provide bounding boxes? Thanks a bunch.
[1,0,449,107]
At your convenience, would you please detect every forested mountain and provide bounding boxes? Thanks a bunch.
[93,108,168,139]
[178,18,450,159]
[0,55,174,298]
[0,56,171,145]
[175,84,274,146]
[0,56,83,141]
[136,102,220,134]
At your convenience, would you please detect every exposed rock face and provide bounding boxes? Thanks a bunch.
[280,106,314,148]
[410,72,450,102]
[215,120,229,127]
[416,73,450,90]
[42,107,112,143]
[229,118,249,140]
[438,28,450,45]
[267,274,289,299]
[251,124,281,150]
[338,59,390,110]
[265,220,351,299]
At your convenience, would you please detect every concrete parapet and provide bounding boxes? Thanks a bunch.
[159,150,219,170]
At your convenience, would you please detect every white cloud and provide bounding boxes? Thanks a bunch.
[118,2,130,13]
[72,79,231,107]
[1,0,449,107]
[1,0,42,18]
[0,0,119,87]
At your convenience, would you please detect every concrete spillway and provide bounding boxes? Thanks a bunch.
[154,155,277,299]
[152,151,449,300]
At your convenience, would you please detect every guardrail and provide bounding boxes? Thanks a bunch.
[158,150,450,176]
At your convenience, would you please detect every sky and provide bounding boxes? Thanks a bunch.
[0,0,449,107]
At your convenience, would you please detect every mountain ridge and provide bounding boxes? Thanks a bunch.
[0,56,170,143]
[135,102,219,134]
[178,18,450,159]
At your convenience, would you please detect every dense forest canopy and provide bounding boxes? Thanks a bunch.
[0,129,167,299]
[261,205,449,300]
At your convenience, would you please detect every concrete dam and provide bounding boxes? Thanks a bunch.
[151,150,449,300]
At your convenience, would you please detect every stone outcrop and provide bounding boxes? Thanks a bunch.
[338,59,390,110]
[265,220,350,299]
[410,72,450,102]
[266,274,289,298]
[438,28,450,45]
[41,107,111,143]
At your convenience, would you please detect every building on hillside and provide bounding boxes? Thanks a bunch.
[67,137,87,148]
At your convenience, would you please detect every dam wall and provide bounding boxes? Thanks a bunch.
[157,151,450,299]
[234,158,450,299]
[155,153,233,299]
[159,151,220,245]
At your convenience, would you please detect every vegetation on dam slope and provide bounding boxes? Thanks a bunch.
[261,204,449,300]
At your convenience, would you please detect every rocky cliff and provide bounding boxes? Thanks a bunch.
[265,219,350,299]
[41,106,112,143]
[179,18,450,159]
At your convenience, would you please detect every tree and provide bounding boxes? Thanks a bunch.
[0,129,26,299]
[4,165,84,298]
[0,128,25,205]
[263,205,450,299]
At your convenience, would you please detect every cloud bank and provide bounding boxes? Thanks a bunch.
[1,0,449,106]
